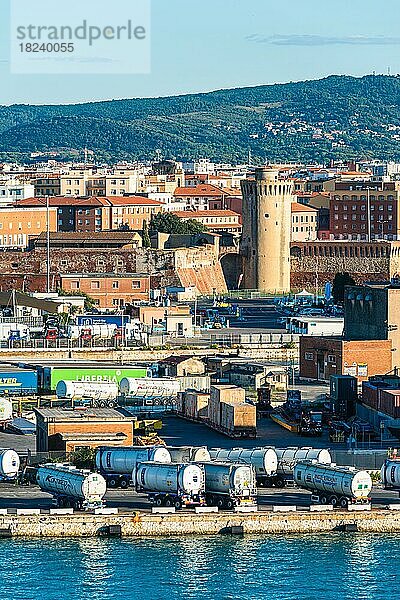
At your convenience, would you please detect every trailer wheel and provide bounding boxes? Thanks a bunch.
[274,476,285,488]
[164,497,173,507]
[320,494,328,505]
[107,478,118,489]
[58,497,64,508]
[99,401,106,408]
[329,495,338,507]
[206,494,215,507]
[155,496,163,507]
[217,498,224,509]
[174,498,182,509]
[108,400,116,408]
[120,478,129,490]
[73,500,81,511]
[339,497,348,509]
[225,499,234,510]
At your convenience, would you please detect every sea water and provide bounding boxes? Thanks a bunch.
[0,533,398,600]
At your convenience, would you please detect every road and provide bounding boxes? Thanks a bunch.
[196,299,286,333]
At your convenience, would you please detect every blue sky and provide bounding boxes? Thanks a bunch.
[2,0,400,105]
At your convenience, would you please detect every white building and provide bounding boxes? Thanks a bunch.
[0,181,35,206]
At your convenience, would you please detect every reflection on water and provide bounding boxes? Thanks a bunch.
[0,534,399,600]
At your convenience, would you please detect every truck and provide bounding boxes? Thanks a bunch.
[119,378,181,403]
[167,446,211,463]
[56,380,119,408]
[275,447,332,485]
[293,460,372,508]
[95,445,171,488]
[198,461,257,509]
[380,459,400,490]
[0,448,20,480]
[209,447,280,487]
[36,464,107,510]
[134,461,206,509]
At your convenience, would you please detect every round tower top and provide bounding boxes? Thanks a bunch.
[255,167,281,182]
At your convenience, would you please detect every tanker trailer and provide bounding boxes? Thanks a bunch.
[293,460,372,508]
[134,461,205,509]
[275,447,332,485]
[167,446,211,463]
[36,464,107,510]
[198,461,257,509]
[119,377,181,405]
[56,380,118,408]
[0,448,20,480]
[209,447,278,487]
[380,459,400,490]
[96,445,171,488]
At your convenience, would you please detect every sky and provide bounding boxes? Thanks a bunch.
[2,0,400,105]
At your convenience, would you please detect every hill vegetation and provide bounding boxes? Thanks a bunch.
[2,75,400,163]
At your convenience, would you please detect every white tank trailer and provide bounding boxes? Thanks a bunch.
[56,380,118,406]
[293,460,372,508]
[119,378,181,399]
[198,461,257,509]
[36,464,107,510]
[0,448,20,479]
[95,446,171,488]
[167,446,211,463]
[134,461,205,508]
[275,447,332,482]
[380,459,400,490]
[209,447,279,487]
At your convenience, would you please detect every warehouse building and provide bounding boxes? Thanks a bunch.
[34,407,138,453]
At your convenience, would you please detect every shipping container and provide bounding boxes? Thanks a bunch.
[0,367,38,396]
[76,315,129,327]
[44,366,150,392]
[183,391,209,420]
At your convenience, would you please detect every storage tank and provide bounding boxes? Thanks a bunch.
[293,460,372,504]
[209,447,277,478]
[96,446,171,475]
[119,378,180,399]
[0,449,20,478]
[381,459,400,489]
[200,461,256,498]
[135,462,205,497]
[36,464,107,507]
[56,380,118,401]
[275,447,332,476]
[167,446,211,463]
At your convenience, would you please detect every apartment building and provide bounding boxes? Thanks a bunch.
[174,209,242,234]
[291,202,318,242]
[0,181,35,206]
[60,273,150,308]
[16,196,164,232]
[0,206,57,248]
[173,184,239,211]
[330,181,400,240]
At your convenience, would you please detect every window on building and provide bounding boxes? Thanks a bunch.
[91,281,100,289]
[379,205,384,211]
[112,281,119,289]
[70,280,80,290]
[388,205,393,211]
[132,280,141,289]
[343,205,348,211]
[304,352,313,361]
[327,355,336,364]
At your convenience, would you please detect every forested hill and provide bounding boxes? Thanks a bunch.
[2,74,400,163]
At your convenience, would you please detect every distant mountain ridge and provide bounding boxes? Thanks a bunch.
[2,74,400,163]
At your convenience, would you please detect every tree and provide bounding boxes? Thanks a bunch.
[332,272,356,304]
[142,220,151,248]
[150,212,206,234]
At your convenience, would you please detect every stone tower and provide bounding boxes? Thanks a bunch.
[240,167,293,292]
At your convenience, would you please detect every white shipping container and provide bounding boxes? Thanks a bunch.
[36,464,107,504]
[275,447,332,476]
[293,460,372,500]
[135,462,205,496]
[209,448,277,477]
[0,448,20,478]
[56,380,118,401]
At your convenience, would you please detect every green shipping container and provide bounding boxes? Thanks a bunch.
[45,367,149,392]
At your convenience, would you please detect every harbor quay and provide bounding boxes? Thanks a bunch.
[2,508,400,538]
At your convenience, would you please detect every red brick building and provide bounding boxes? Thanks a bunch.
[329,181,400,241]
[60,273,150,308]
[300,336,393,382]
